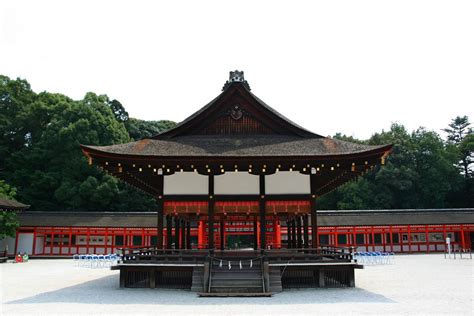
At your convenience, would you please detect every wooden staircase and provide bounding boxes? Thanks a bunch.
[198,256,273,297]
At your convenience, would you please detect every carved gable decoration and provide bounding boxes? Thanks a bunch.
[198,101,273,135]
[153,70,320,139]
[230,105,243,120]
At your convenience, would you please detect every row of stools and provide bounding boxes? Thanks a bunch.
[286,215,310,248]
[165,215,192,249]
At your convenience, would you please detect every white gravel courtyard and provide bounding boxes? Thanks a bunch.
[1,254,472,315]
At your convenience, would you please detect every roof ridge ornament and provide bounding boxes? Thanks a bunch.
[222,70,251,91]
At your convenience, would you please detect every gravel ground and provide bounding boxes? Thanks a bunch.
[1,254,472,315]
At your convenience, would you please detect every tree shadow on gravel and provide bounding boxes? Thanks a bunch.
[6,275,395,305]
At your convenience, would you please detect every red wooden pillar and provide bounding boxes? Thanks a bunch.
[42,230,46,255]
[68,227,73,255]
[460,225,466,249]
[371,226,375,251]
[253,216,258,250]
[220,217,225,250]
[407,225,412,253]
[274,217,281,248]
[86,228,90,254]
[111,230,116,254]
[198,220,205,249]
[425,225,430,253]
[51,227,55,255]
[389,225,394,252]
[353,226,357,251]
[257,221,261,249]
[442,224,447,252]
[32,228,37,256]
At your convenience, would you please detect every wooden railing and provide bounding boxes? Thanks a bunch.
[117,246,354,265]
[263,247,354,262]
[119,247,211,264]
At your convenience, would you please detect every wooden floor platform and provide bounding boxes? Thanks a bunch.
[115,247,359,293]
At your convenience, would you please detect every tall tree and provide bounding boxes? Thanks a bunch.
[0,180,20,239]
[443,116,473,178]
[1,75,159,212]
[126,118,176,140]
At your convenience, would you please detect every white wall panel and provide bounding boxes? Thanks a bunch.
[265,172,310,194]
[215,172,259,194]
[164,172,208,195]
[17,233,34,255]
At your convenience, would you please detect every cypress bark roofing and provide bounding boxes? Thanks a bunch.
[0,198,30,211]
[82,135,390,157]
[81,72,392,162]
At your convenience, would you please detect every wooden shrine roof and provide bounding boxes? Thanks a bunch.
[80,71,392,197]
[82,70,391,160]
[0,198,30,211]
[17,209,474,228]
[82,135,390,158]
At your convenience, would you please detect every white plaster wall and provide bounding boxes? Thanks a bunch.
[0,237,16,255]
[214,172,259,195]
[265,171,310,194]
[35,236,44,254]
[17,233,34,255]
[164,172,208,195]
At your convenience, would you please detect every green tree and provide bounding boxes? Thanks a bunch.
[443,116,473,178]
[126,118,176,140]
[0,180,20,239]
[319,123,464,209]
[1,75,158,212]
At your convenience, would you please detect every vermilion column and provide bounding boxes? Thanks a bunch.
[198,220,205,249]
[257,221,261,249]
[274,218,281,249]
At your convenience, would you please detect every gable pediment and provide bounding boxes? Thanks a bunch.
[154,71,321,139]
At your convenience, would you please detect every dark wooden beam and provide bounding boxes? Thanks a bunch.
[208,175,215,250]
[180,218,186,249]
[296,216,302,248]
[175,216,180,249]
[259,174,266,250]
[156,174,164,249]
[310,174,318,248]
[253,216,258,250]
[166,215,172,249]
[291,219,297,248]
[220,216,225,251]
[303,214,309,248]
[186,221,191,250]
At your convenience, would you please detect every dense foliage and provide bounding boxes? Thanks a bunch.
[0,75,175,212]
[318,120,473,209]
[0,74,472,212]
[0,180,20,238]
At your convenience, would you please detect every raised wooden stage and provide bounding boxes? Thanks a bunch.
[112,247,362,296]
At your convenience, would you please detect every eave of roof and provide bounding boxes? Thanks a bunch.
[81,136,392,159]
[0,198,30,211]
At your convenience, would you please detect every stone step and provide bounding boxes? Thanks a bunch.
[211,272,261,278]
[211,279,262,287]
[199,292,272,297]
[210,285,264,293]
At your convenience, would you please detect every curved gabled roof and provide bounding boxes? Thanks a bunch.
[153,80,322,139]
